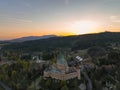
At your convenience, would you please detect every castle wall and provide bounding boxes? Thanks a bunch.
[44,70,81,80]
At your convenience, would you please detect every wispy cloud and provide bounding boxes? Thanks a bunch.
[112,20,120,23]
[110,15,120,23]
[7,17,32,23]
[16,19,32,23]
[110,16,118,20]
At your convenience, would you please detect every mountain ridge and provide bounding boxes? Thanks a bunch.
[3,35,57,42]
[2,31,120,51]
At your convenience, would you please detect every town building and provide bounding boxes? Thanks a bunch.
[44,54,80,80]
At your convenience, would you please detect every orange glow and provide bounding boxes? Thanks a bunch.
[57,32,76,36]
[0,29,75,40]
[70,20,99,34]
[0,20,120,40]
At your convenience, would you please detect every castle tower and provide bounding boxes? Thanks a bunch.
[56,54,69,72]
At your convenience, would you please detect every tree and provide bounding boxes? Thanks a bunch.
[60,80,66,87]
[39,76,45,88]
[0,56,1,61]
[108,51,120,64]
[0,74,3,81]
[87,46,107,65]
[116,83,120,90]
[11,70,17,82]
[61,85,69,90]
[45,79,51,89]
[74,79,78,89]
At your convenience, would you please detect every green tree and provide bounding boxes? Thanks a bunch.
[45,79,51,89]
[74,79,78,89]
[61,85,69,90]
[60,80,66,87]
[39,76,45,88]
[0,74,3,81]
[116,83,120,90]
[11,70,17,82]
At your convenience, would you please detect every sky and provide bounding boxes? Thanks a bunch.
[0,0,120,40]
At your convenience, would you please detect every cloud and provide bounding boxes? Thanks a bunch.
[110,15,120,23]
[112,20,120,23]
[7,17,32,23]
[16,19,32,23]
[110,16,118,20]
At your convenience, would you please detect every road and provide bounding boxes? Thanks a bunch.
[0,81,12,90]
[81,71,92,90]
[80,65,93,90]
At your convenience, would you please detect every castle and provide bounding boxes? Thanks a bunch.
[44,54,80,80]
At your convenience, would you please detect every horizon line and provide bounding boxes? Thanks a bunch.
[0,31,120,41]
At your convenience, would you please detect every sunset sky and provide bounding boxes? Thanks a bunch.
[0,0,120,40]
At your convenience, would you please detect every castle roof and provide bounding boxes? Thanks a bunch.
[57,54,68,66]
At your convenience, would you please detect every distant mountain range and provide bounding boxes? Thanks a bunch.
[2,31,120,51]
[1,35,57,43]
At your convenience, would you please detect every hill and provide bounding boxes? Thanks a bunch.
[2,32,120,51]
[7,35,57,42]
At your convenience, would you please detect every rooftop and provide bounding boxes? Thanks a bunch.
[57,54,68,66]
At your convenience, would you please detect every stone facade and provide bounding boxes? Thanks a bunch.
[44,54,80,80]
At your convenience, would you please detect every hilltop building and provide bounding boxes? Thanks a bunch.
[44,54,80,80]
